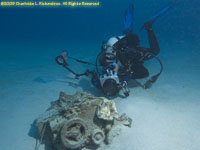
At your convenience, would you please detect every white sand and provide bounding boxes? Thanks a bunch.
[0,42,200,150]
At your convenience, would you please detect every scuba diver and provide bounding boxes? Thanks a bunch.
[97,4,161,96]
[99,19,160,80]
[55,0,179,97]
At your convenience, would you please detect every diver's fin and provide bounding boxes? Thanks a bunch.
[140,0,179,31]
[123,4,134,34]
[148,0,179,22]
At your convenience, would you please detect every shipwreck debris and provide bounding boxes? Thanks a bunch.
[35,92,132,150]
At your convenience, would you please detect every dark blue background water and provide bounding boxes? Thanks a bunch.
[0,0,199,46]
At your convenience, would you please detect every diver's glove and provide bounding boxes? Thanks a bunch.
[143,21,153,30]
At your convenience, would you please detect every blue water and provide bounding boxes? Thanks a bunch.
[0,0,200,150]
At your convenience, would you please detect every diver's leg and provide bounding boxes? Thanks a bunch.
[143,22,160,56]
[131,64,149,79]
[147,28,160,56]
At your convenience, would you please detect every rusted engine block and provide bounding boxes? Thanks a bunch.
[35,92,132,150]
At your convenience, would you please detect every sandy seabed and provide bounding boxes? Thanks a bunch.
[0,41,200,150]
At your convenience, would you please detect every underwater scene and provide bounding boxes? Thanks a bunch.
[0,0,200,149]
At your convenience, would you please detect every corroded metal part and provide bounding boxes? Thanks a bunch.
[61,118,89,149]
[106,126,122,144]
[96,99,119,121]
[92,129,105,145]
[35,92,132,150]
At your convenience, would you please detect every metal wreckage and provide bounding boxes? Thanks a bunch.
[34,92,132,150]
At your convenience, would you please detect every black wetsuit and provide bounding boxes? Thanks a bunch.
[114,26,160,79]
